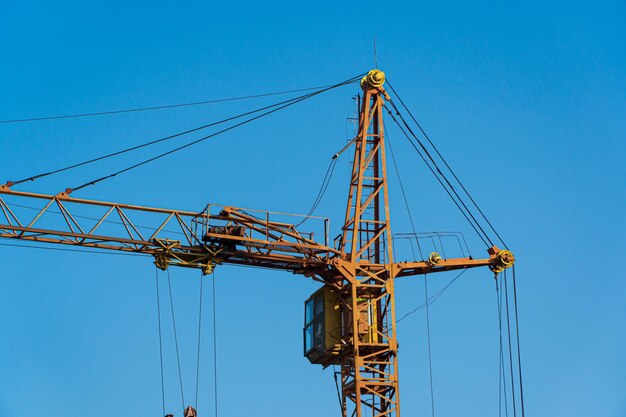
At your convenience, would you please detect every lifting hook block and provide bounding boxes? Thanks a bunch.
[202,262,215,275]
[154,252,169,271]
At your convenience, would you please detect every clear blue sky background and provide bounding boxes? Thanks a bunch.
[1,1,624,416]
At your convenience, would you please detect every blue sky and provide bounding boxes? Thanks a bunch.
[0,1,624,416]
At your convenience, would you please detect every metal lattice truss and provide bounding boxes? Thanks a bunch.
[0,186,337,274]
[333,261,399,417]
[337,85,400,417]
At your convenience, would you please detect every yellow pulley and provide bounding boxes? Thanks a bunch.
[491,249,515,273]
[361,69,386,90]
[428,251,442,265]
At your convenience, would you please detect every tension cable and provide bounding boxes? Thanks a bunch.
[385,100,494,247]
[195,271,204,410]
[387,130,437,416]
[387,132,424,259]
[495,268,525,417]
[383,106,491,247]
[0,84,336,124]
[7,75,362,188]
[66,74,363,193]
[503,270,518,417]
[294,108,368,228]
[386,81,508,249]
[155,268,166,417]
[294,157,337,228]
[512,265,526,417]
[396,269,468,323]
[167,269,186,411]
[212,270,219,417]
[495,277,510,417]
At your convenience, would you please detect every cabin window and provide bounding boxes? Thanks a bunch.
[304,293,325,354]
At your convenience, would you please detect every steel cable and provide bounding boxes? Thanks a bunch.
[155,268,166,417]
[212,271,219,417]
[7,76,361,188]
[496,278,510,417]
[383,106,491,247]
[424,273,437,417]
[167,269,186,410]
[195,272,204,410]
[503,270,518,417]
[387,132,424,260]
[386,81,508,249]
[294,102,367,229]
[387,131,437,416]
[0,84,336,124]
[384,100,494,247]
[396,269,468,323]
[294,157,337,228]
[512,265,526,417]
[68,75,363,193]
[387,79,521,417]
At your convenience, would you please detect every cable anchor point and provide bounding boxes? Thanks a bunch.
[55,188,73,199]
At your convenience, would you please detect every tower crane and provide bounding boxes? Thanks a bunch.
[0,70,515,417]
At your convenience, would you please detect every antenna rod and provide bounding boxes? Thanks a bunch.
[373,37,378,68]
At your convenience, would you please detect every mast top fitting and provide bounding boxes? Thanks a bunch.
[361,69,386,90]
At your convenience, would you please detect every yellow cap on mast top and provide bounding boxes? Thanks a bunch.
[361,69,386,90]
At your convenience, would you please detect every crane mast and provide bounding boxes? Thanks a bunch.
[0,69,515,417]
[336,70,399,416]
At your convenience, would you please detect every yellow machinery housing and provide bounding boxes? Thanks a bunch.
[304,286,381,366]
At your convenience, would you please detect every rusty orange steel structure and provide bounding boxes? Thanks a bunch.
[0,70,514,417]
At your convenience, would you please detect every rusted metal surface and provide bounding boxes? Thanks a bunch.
[0,185,337,275]
[334,81,401,417]
[0,185,509,279]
